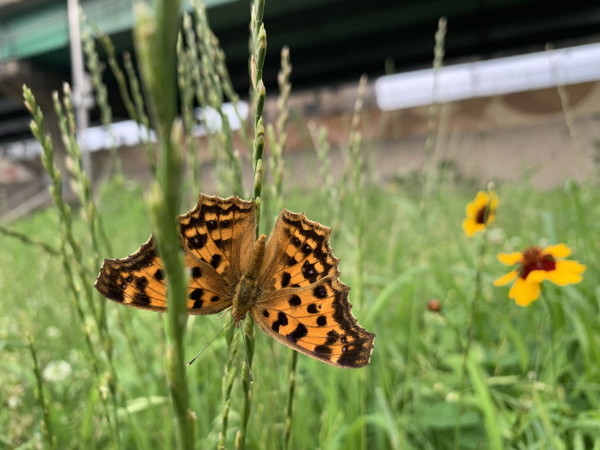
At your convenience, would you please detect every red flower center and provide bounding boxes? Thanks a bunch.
[475,205,492,224]
[519,246,556,279]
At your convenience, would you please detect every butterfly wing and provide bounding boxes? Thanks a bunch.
[251,275,375,368]
[95,237,229,314]
[258,209,338,290]
[94,194,256,315]
[179,194,256,285]
[252,210,375,368]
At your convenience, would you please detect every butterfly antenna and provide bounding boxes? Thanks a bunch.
[187,318,234,366]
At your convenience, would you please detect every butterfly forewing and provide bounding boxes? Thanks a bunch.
[95,238,169,311]
[95,194,256,315]
[95,237,233,314]
[179,194,256,283]
[259,210,338,290]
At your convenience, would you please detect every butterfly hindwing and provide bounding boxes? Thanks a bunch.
[252,275,375,368]
[253,209,375,368]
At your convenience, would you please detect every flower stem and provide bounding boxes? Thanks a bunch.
[454,193,492,450]
[543,296,559,404]
[28,334,57,449]
[283,351,298,449]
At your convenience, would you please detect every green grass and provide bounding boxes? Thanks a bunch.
[2,177,600,449]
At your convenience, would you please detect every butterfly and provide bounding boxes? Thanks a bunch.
[94,194,375,368]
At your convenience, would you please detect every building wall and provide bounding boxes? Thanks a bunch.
[2,79,600,220]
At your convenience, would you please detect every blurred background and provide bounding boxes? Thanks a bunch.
[1,0,600,220]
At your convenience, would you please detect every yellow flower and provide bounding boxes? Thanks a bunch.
[462,191,498,237]
[493,244,586,307]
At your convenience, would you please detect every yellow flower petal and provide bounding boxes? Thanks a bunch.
[463,190,498,236]
[466,191,488,217]
[526,269,548,283]
[497,252,523,266]
[559,260,586,274]
[493,270,518,286]
[543,243,572,259]
[474,191,489,205]
[509,278,541,307]
[465,202,478,217]
[544,260,586,286]
[462,218,484,237]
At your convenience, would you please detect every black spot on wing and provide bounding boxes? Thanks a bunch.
[313,285,327,299]
[314,344,332,355]
[271,311,289,333]
[192,299,203,309]
[301,260,318,283]
[210,254,222,269]
[189,288,203,301]
[132,276,150,304]
[286,323,308,343]
[281,272,291,287]
[213,238,232,251]
[278,311,288,326]
[326,330,339,344]
[301,243,312,255]
[187,233,207,249]
[288,295,301,307]
[133,292,151,304]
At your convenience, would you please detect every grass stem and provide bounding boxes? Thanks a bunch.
[134,1,195,448]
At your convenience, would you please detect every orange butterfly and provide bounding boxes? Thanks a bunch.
[95,194,374,368]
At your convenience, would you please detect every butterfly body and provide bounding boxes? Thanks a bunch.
[95,194,375,368]
[231,234,266,324]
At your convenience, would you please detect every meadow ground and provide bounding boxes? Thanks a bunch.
[2,173,600,449]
